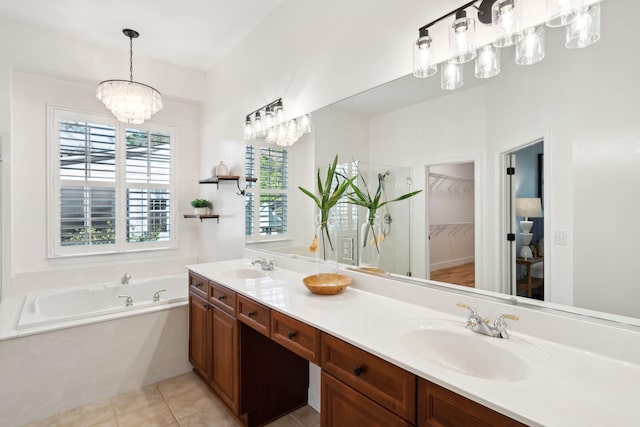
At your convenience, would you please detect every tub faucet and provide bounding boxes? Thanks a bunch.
[153,288,167,302]
[251,257,275,271]
[118,295,133,307]
[121,273,132,285]
[456,303,519,339]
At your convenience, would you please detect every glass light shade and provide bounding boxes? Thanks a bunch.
[274,102,285,124]
[265,126,276,144]
[450,11,476,64]
[413,30,437,78]
[244,116,254,140]
[265,107,274,128]
[516,26,546,65]
[546,0,583,27]
[96,80,163,125]
[566,3,601,48]
[492,0,523,48]
[254,111,265,137]
[286,119,298,138]
[298,114,311,134]
[475,44,501,78]
[441,61,463,90]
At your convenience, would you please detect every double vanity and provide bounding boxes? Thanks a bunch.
[187,255,640,426]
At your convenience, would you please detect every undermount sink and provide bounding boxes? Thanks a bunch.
[223,268,267,279]
[401,327,531,381]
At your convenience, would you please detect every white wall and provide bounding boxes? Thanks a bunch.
[0,17,205,296]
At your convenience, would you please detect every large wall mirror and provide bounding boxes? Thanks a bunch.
[248,0,640,325]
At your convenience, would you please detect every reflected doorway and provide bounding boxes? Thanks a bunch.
[427,162,475,287]
[504,140,545,301]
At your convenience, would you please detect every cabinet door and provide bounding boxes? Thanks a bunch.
[321,372,412,427]
[210,306,239,413]
[189,293,210,380]
[417,378,527,427]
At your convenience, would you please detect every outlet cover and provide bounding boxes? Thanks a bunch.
[553,230,568,246]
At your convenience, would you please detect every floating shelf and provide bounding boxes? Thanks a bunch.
[199,175,257,195]
[183,214,220,223]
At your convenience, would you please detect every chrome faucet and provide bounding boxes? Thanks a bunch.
[121,273,132,285]
[456,303,519,339]
[153,288,167,302]
[118,295,133,307]
[251,257,275,271]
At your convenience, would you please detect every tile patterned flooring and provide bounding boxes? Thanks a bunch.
[22,372,320,427]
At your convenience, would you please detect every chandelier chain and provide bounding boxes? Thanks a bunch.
[129,35,134,82]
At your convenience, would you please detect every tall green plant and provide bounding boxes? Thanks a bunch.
[299,155,355,260]
[347,171,422,253]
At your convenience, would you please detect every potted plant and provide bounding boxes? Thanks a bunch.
[191,198,212,215]
[299,155,355,261]
[347,171,421,268]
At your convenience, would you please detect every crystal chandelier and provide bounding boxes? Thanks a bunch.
[97,29,163,125]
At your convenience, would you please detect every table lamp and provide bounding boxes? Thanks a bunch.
[515,198,542,259]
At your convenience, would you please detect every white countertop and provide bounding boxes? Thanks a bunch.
[188,258,640,427]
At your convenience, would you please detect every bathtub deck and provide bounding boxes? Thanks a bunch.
[21,371,319,427]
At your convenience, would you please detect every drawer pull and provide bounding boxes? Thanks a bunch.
[287,331,297,339]
[353,366,364,377]
[218,295,227,300]
[203,303,211,310]
[247,311,256,318]
[195,283,203,288]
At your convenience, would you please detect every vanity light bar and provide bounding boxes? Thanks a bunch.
[243,98,312,146]
[413,0,601,90]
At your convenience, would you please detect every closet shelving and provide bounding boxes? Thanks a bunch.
[429,222,474,239]
[428,173,473,191]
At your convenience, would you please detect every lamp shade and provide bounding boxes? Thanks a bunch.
[515,198,542,218]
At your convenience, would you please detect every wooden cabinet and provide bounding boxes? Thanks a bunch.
[321,371,412,427]
[188,293,210,380]
[417,379,526,427]
[210,280,237,315]
[271,311,321,364]
[321,332,416,424]
[210,306,239,413]
[189,271,208,300]
[237,295,270,337]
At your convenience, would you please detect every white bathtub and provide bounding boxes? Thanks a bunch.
[17,274,188,331]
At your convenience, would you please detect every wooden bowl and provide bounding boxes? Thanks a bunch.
[303,274,352,295]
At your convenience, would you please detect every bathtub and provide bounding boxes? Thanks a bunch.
[17,274,188,331]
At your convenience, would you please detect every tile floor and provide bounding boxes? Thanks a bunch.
[22,371,320,427]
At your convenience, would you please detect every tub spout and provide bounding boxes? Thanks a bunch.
[121,273,132,285]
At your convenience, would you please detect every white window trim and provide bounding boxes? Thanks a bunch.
[245,143,290,243]
[47,105,178,258]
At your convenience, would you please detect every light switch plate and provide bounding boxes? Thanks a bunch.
[553,230,568,246]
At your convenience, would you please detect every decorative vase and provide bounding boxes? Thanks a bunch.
[194,207,209,215]
[216,161,229,177]
[311,213,339,272]
[359,214,383,269]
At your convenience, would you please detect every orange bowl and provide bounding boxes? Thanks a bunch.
[302,274,352,295]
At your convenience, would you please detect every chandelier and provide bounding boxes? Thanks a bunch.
[243,98,311,146]
[97,29,163,125]
[413,0,601,90]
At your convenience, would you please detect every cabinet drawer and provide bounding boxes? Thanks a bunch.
[321,333,416,423]
[237,295,271,337]
[188,271,208,300]
[417,378,526,427]
[271,311,321,363]
[209,281,237,316]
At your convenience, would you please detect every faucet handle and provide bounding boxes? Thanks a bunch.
[456,303,477,316]
[153,288,167,302]
[118,295,133,306]
[493,313,519,339]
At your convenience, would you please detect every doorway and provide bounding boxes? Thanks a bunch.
[503,140,545,300]
[427,162,475,287]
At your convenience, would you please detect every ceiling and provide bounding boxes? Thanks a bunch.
[0,0,284,71]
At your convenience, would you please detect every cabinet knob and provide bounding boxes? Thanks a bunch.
[287,331,296,339]
[203,303,211,310]
[353,366,364,377]
[247,311,256,318]
[195,283,202,288]
[218,295,227,300]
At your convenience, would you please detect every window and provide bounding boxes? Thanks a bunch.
[49,108,176,256]
[245,144,289,240]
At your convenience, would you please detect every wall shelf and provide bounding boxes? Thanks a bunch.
[199,175,257,195]
[183,214,220,223]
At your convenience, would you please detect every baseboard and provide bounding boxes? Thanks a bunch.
[431,256,475,271]
[308,389,321,412]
